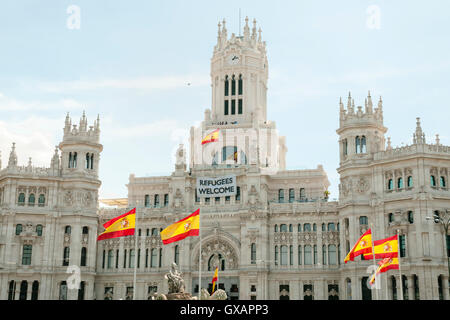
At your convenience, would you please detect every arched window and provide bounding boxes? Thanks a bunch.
[18,193,25,206]
[251,243,256,264]
[431,175,436,187]
[361,136,367,153]
[63,247,70,266]
[280,224,287,232]
[36,224,43,236]
[440,176,446,188]
[65,226,71,234]
[129,249,135,268]
[391,276,397,300]
[343,139,348,156]
[28,194,35,206]
[275,246,278,266]
[407,176,413,188]
[274,225,278,233]
[313,223,317,232]
[299,188,306,201]
[38,194,45,207]
[107,249,113,268]
[31,281,39,300]
[236,186,241,201]
[322,245,327,265]
[278,189,284,203]
[144,195,150,207]
[86,153,90,169]
[438,275,444,300]
[81,247,87,267]
[359,216,368,225]
[154,194,160,207]
[238,98,243,114]
[151,248,157,268]
[73,152,77,168]
[328,245,337,265]
[388,179,394,190]
[298,245,302,265]
[408,211,414,224]
[298,224,302,232]
[78,281,85,300]
[8,281,15,300]
[304,223,311,232]
[388,213,394,223]
[289,224,293,232]
[399,235,406,257]
[328,223,335,231]
[322,223,326,232]
[22,245,32,265]
[224,100,229,115]
[224,75,229,96]
[231,75,236,95]
[313,245,318,264]
[174,245,179,264]
[289,188,294,203]
[82,226,89,234]
[290,245,293,265]
[280,245,288,266]
[68,152,72,168]
[397,177,403,189]
[59,281,67,300]
[355,136,361,154]
[90,154,94,169]
[238,74,243,95]
[151,228,158,236]
[304,245,312,265]
[19,281,28,300]
[16,224,23,235]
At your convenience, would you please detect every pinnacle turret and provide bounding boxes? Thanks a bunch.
[8,142,17,167]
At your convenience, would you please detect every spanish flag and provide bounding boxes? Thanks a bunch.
[369,256,399,285]
[212,267,219,293]
[364,235,398,260]
[344,229,373,263]
[201,129,219,145]
[97,208,136,241]
[160,209,200,244]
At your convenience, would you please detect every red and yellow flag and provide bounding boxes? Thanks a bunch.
[369,256,399,285]
[97,208,136,241]
[364,235,398,260]
[212,267,219,293]
[344,229,373,263]
[201,129,219,145]
[160,209,200,244]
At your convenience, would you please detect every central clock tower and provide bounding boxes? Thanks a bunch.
[210,17,269,126]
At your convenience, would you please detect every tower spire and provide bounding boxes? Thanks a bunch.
[414,117,425,144]
[243,16,250,40]
[8,142,17,167]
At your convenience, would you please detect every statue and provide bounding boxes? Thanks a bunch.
[200,288,227,300]
[165,262,185,294]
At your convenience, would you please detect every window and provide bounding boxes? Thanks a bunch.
[280,224,287,232]
[298,224,302,232]
[90,154,94,169]
[361,136,367,153]
[299,188,306,201]
[38,194,45,206]
[304,223,311,232]
[328,245,337,265]
[391,276,397,300]
[8,281,15,300]
[407,176,413,188]
[388,179,393,190]
[224,100,229,115]
[289,189,294,203]
[355,136,361,154]
[151,248,157,268]
[313,223,317,232]
[116,249,119,268]
[31,281,39,300]
[18,193,25,206]
[238,74,243,95]
[16,224,23,235]
[438,275,444,300]
[399,235,406,257]
[322,223,326,232]
[359,216,368,225]
[154,194,160,207]
[137,249,141,268]
[86,153,90,169]
[236,186,241,201]
[22,245,32,265]
[280,245,288,266]
[397,177,403,189]
[440,176,446,188]
[408,211,414,224]
[298,246,302,265]
[290,245,293,265]
[81,247,87,266]
[78,281,85,300]
[322,245,327,265]
[251,243,256,264]
[388,213,394,223]
[164,194,169,206]
[278,189,284,203]
[343,139,348,156]
[274,246,278,266]
[224,75,229,96]
[28,194,35,206]
[231,75,236,95]
[314,245,317,264]
[82,226,89,234]
[19,281,28,300]
[123,249,127,268]
[107,250,113,269]
[238,99,243,114]
[304,245,312,265]
[174,245,179,265]
[413,275,419,300]
[144,195,150,207]
[68,152,72,168]
[151,228,159,236]
[231,99,236,114]
[289,224,293,232]
[65,226,71,234]
[328,223,335,231]
[129,249,135,268]
[36,224,43,236]
[72,152,77,168]
[431,175,436,187]
[63,247,70,266]
[274,225,278,232]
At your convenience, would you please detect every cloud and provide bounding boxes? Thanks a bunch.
[37,74,210,93]
[0,92,83,111]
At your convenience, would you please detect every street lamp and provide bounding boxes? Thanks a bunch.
[426,209,450,293]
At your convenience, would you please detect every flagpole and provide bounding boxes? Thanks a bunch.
[133,206,138,300]
[397,229,404,300]
[370,224,379,300]
[198,209,202,300]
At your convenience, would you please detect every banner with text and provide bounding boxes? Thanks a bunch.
[196,175,236,198]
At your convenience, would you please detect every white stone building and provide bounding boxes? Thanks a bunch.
[1,18,449,300]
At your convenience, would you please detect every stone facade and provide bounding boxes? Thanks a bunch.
[1,18,449,300]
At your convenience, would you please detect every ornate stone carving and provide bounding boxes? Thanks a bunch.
[64,190,74,206]
[356,176,370,194]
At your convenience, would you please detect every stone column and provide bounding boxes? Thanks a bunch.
[407,275,414,300]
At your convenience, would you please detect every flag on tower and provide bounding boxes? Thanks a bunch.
[363,235,398,260]
[212,267,219,293]
[201,129,219,145]
[344,228,373,263]
[160,209,200,244]
[97,208,136,241]
[369,256,400,285]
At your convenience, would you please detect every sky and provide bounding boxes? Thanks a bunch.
[0,1,449,201]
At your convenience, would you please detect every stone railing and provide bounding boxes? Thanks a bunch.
[374,143,450,161]
[0,166,57,177]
